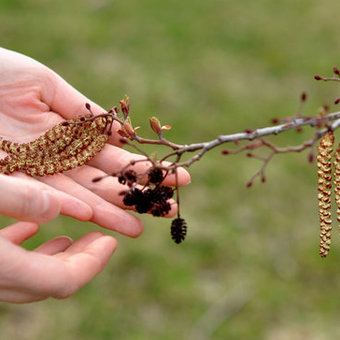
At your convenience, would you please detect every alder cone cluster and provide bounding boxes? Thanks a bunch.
[0,114,110,176]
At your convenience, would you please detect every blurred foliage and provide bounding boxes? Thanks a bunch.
[1,0,340,339]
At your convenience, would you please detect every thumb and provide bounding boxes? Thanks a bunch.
[0,175,61,223]
[43,70,123,146]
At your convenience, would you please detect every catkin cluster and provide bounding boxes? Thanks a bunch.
[0,114,110,176]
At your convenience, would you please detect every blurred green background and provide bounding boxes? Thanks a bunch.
[1,0,340,339]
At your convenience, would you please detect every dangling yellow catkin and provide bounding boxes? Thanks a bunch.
[333,143,340,239]
[317,131,335,257]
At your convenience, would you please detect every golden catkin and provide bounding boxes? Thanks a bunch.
[0,114,110,176]
[333,143,340,237]
[317,131,335,258]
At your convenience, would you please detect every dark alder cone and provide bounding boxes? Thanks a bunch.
[123,188,142,206]
[135,199,153,214]
[125,170,137,182]
[119,170,137,185]
[150,201,172,217]
[118,175,126,184]
[122,185,174,216]
[171,218,187,244]
[150,185,174,201]
[123,188,153,213]
[150,187,171,205]
[148,168,164,184]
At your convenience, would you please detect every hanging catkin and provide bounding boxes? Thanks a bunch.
[333,143,340,241]
[317,131,335,257]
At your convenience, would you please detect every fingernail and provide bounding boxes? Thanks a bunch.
[42,191,60,221]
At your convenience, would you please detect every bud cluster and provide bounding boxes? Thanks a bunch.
[0,113,110,176]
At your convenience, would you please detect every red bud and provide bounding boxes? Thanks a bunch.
[149,117,162,135]
[314,75,322,80]
[333,67,340,75]
[120,95,130,119]
[308,153,314,163]
[335,98,340,105]
[123,121,136,137]
[117,129,127,137]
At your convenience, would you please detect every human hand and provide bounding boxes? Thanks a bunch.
[0,47,191,236]
[0,221,117,303]
[0,162,113,303]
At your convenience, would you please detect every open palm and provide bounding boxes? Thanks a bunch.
[0,221,118,303]
[0,48,190,236]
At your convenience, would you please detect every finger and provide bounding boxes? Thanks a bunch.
[0,174,61,223]
[0,288,46,303]
[12,173,93,222]
[29,235,117,299]
[87,144,191,186]
[44,72,123,146]
[34,236,73,255]
[65,165,179,217]
[55,231,104,258]
[38,173,144,237]
[66,165,133,207]
[0,222,39,244]
[0,234,116,299]
[54,235,117,298]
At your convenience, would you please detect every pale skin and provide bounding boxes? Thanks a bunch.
[0,48,191,303]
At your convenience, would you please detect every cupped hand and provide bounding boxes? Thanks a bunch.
[0,47,191,236]
[0,221,117,303]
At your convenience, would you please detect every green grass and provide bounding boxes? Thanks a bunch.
[1,0,340,339]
